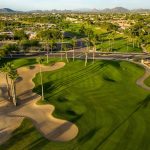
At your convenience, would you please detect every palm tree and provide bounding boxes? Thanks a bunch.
[135,36,142,48]
[84,39,89,67]
[63,44,69,63]
[110,31,115,51]
[0,48,7,59]
[107,32,115,52]
[0,62,13,100]
[9,69,19,106]
[71,37,76,62]
[107,33,112,52]
[36,57,44,101]
[91,36,97,64]
[49,39,55,55]
[61,31,64,60]
[46,41,49,64]
[127,40,129,51]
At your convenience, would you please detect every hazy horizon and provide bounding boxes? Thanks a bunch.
[0,0,150,11]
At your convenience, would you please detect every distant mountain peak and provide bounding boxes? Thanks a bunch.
[0,8,15,13]
[0,7,150,13]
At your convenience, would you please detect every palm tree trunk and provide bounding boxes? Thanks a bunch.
[133,39,135,48]
[12,80,17,106]
[73,46,75,62]
[127,40,129,51]
[6,74,11,100]
[101,41,103,51]
[47,49,49,64]
[10,79,13,99]
[61,40,63,60]
[109,39,111,51]
[65,51,69,63]
[93,47,95,64]
[46,43,49,64]
[85,53,88,67]
[51,44,53,54]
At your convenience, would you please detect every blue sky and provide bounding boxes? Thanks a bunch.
[0,0,150,10]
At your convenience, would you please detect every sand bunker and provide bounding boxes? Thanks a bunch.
[0,62,78,144]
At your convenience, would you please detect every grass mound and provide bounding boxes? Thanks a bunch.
[102,65,122,82]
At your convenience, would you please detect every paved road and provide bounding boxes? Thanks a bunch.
[4,50,150,60]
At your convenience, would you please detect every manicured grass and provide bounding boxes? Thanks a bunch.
[96,38,142,52]
[1,59,150,150]
[0,57,60,69]
[0,58,36,68]
[144,76,150,87]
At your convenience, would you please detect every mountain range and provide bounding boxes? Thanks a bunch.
[0,7,150,13]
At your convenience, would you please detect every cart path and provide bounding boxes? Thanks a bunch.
[136,63,150,91]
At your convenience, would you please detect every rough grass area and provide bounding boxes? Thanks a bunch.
[1,59,150,150]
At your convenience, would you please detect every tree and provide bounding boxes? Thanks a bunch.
[71,37,76,62]
[126,36,130,52]
[0,63,13,100]
[14,30,28,40]
[79,25,86,35]
[49,39,55,54]
[84,39,89,67]
[0,62,19,106]
[63,44,69,63]
[0,48,7,59]
[107,33,113,52]
[36,57,44,101]
[20,40,39,52]
[9,69,19,106]
[61,31,64,60]
[45,41,49,64]
[91,36,97,64]
[110,31,115,51]
[2,44,19,57]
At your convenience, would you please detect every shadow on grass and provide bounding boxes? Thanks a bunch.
[94,94,150,150]
[103,75,116,82]
[78,127,100,144]
[34,63,102,99]
[25,137,49,150]
[0,123,36,150]
[137,94,150,108]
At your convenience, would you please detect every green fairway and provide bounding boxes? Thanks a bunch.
[144,76,150,87]
[96,38,142,52]
[1,59,150,150]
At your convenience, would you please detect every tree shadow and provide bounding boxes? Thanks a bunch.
[94,95,150,150]
[103,75,116,82]
[45,122,76,140]
[17,89,39,105]
[137,94,150,108]
[25,137,49,150]
[0,86,8,100]
[78,127,100,144]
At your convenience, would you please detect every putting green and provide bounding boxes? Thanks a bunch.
[1,59,150,150]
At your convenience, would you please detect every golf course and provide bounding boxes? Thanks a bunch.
[0,58,150,150]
